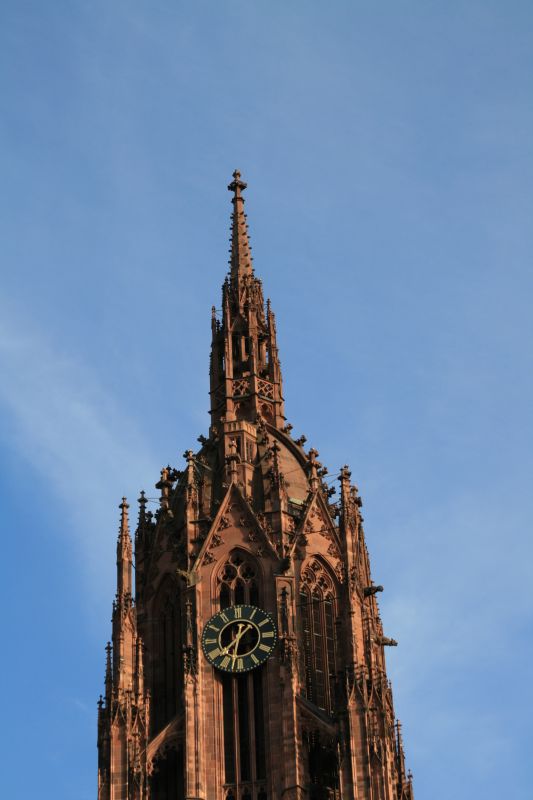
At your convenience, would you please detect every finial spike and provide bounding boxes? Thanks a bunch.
[228,168,247,197]
[227,170,253,282]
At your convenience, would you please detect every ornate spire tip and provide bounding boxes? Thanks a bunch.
[228,169,247,197]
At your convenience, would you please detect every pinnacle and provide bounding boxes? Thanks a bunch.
[137,490,147,529]
[118,497,130,536]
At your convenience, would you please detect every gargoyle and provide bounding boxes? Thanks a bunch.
[364,585,384,597]
[376,635,397,647]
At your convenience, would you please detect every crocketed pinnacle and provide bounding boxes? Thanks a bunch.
[227,169,253,284]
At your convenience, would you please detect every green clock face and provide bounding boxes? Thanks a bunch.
[201,604,277,673]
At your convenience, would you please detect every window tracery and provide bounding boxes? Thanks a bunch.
[299,560,338,714]
[217,551,260,608]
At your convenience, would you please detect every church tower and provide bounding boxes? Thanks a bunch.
[97,172,414,800]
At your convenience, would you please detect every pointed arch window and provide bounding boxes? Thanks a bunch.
[299,560,338,714]
[152,582,181,732]
[217,551,268,799]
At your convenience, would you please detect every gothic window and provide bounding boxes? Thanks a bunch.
[152,581,181,732]
[218,552,267,796]
[299,560,338,714]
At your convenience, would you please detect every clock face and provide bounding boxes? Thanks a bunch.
[201,604,277,673]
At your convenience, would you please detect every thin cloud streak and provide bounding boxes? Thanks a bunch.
[0,303,159,606]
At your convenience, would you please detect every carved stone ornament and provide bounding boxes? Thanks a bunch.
[211,533,224,548]
[202,550,216,566]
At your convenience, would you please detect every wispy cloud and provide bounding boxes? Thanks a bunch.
[0,302,159,611]
[374,487,533,786]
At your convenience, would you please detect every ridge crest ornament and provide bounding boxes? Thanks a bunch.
[201,604,277,673]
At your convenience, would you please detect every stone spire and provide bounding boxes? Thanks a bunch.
[228,169,253,286]
[209,171,285,432]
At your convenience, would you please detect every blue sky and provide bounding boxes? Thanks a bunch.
[1,2,532,797]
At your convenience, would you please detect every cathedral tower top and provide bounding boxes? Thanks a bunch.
[97,172,414,800]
